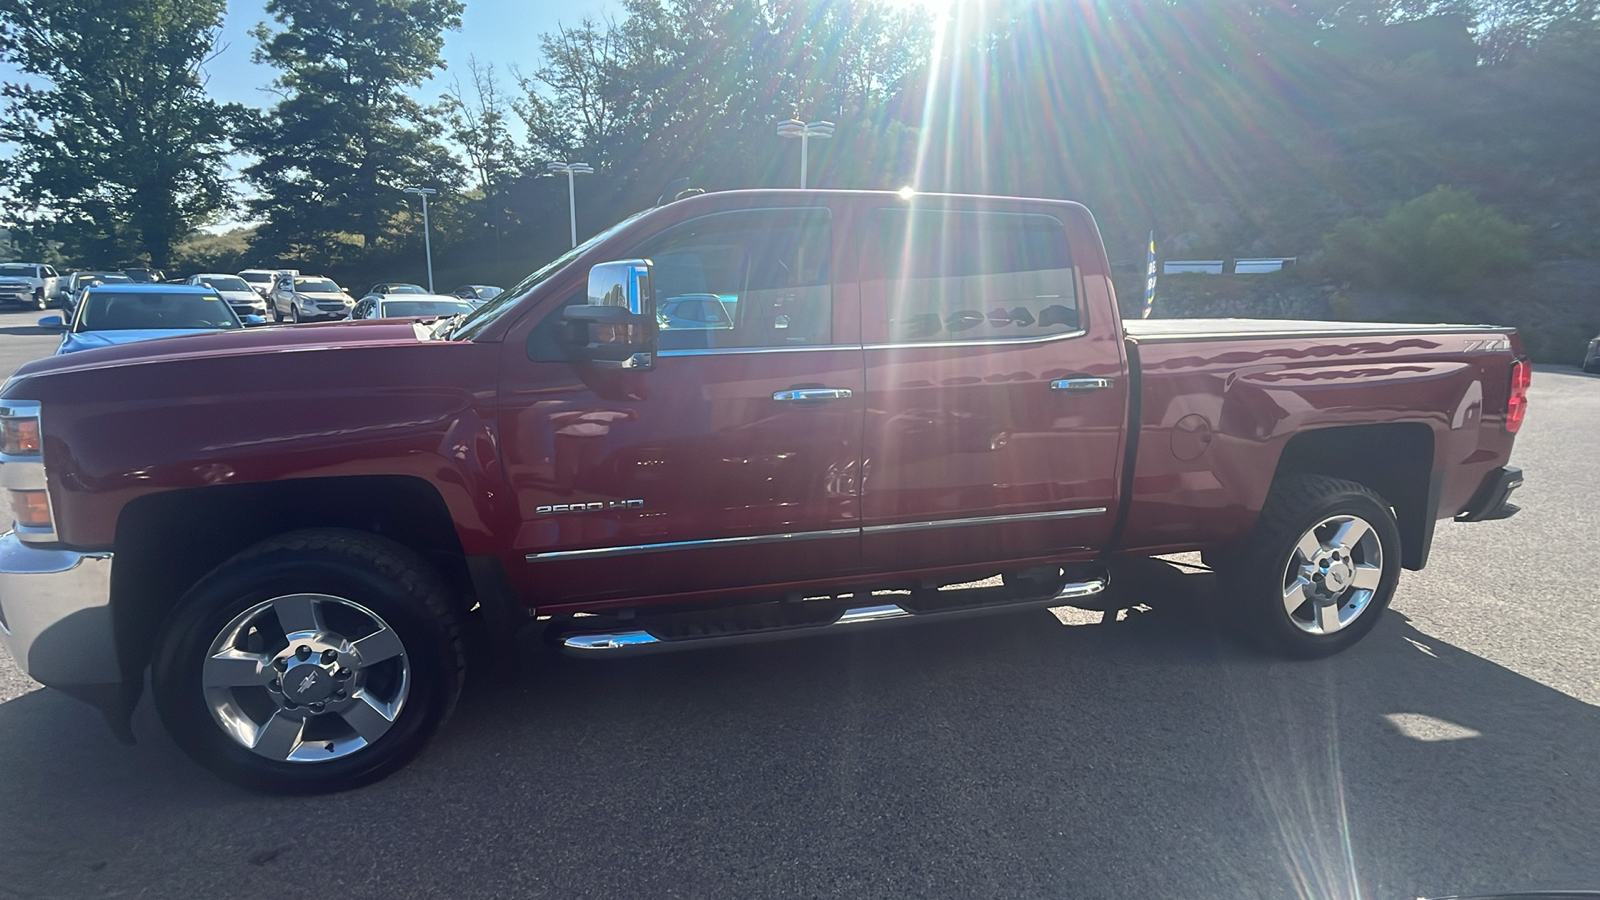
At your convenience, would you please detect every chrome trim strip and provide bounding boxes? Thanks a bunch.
[863,328,1087,352]
[526,527,859,562]
[658,344,861,357]
[863,507,1107,535]
[558,573,1109,656]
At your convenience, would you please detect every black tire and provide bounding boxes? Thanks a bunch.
[1220,474,1401,659]
[32,289,46,311]
[272,299,283,322]
[288,303,300,324]
[152,529,465,794]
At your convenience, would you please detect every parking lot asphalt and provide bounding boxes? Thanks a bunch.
[0,305,1595,899]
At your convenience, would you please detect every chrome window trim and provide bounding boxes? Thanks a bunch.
[863,328,1088,352]
[526,527,859,562]
[0,400,42,420]
[862,507,1108,535]
[659,343,861,358]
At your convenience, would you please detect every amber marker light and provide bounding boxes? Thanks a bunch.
[10,489,52,528]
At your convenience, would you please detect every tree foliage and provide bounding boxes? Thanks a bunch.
[244,0,465,267]
[0,0,240,266]
[1320,187,1531,291]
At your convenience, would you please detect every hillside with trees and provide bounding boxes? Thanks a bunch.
[2,0,1597,360]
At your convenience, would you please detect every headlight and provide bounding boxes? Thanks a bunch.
[1,416,40,456]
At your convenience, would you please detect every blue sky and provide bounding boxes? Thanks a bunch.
[204,0,623,108]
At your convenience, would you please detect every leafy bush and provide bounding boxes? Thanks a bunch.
[1319,187,1530,292]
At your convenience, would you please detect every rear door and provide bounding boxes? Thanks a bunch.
[498,204,866,606]
[858,201,1128,574]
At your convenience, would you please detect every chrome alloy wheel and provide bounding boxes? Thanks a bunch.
[202,593,410,762]
[1281,514,1384,636]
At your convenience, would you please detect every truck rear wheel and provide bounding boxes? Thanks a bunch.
[1221,474,1401,659]
[152,529,464,793]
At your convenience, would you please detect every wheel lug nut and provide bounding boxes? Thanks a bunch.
[268,679,281,692]
[336,668,351,680]
[296,645,311,659]
[309,701,325,712]
[273,658,288,671]
[334,689,346,700]
[320,649,338,664]
[284,700,298,710]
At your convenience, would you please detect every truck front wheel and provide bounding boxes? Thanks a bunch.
[152,529,465,793]
[1221,474,1401,659]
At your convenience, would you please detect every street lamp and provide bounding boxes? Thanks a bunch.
[547,161,594,248]
[776,119,835,189]
[402,186,438,292]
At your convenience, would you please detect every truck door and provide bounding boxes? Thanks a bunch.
[498,205,865,605]
[858,202,1127,573]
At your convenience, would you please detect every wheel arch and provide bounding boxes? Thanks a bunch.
[1271,422,1438,570]
[110,475,472,697]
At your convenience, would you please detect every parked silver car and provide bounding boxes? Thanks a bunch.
[269,274,355,323]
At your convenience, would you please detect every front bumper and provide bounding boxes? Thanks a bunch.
[1456,466,1524,522]
[0,533,118,688]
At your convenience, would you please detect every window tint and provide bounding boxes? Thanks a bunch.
[632,208,832,351]
[872,209,1077,343]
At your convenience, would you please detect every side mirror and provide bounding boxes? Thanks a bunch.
[243,315,266,325]
[37,315,65,331]
[564,260,656,369]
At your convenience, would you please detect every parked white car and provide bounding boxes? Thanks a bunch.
[186,273,269,323]
[0,263,61,310]
[237,269,281,299]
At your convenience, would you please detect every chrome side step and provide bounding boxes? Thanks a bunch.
[557,574,1108,657]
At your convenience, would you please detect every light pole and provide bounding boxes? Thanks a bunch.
[547,161,594,247]
[402,187,438,292]
[776,119,835,189]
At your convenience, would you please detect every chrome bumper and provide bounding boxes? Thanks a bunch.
[0,532,118,687]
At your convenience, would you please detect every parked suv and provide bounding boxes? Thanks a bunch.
[270,273,354,323]
[0,263,60,310]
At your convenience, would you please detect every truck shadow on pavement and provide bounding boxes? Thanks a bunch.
[0,559,1596,899]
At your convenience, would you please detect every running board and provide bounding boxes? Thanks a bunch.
[557,573,1108,657]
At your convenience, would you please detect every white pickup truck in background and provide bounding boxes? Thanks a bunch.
[0,263,61,309]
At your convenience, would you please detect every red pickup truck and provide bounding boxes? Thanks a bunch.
[0,190,1528,793]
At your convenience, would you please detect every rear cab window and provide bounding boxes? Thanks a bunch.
[861,207,1079,345]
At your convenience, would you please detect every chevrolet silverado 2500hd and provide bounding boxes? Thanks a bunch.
[0,190,1527,792]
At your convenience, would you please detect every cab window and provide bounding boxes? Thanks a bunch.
[630,208,832,351]
[869,209,1078,343]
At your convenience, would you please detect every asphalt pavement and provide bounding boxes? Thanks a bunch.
[0,306,1596,899]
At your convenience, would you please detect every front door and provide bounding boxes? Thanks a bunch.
[498,204,865,608]
[858,202,1128,574]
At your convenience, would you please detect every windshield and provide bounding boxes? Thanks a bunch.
[448,209,650,341]
[379,284,426,294]
[295,278,341,293]
[76,291,242,332]
[0,265,37,277]
[199,276,252,292]
[380,299,475,317]
[86,274,131,286]
[240,272,272,283]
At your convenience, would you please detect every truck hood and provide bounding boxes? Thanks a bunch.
[11,319,427,382]
[57,328,235,355]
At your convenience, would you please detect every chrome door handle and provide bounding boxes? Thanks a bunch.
[773,388,853,402]
[1050,378,1114,392]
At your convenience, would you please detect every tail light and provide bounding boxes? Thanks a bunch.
[1505,358,1531,434]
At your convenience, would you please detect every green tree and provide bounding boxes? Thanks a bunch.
[245,0,465,266]
[1321,187,1531,291]
[0,0,240,267]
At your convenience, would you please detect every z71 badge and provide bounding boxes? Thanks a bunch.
[536,499,645,516]
[1464,337,1512,353]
